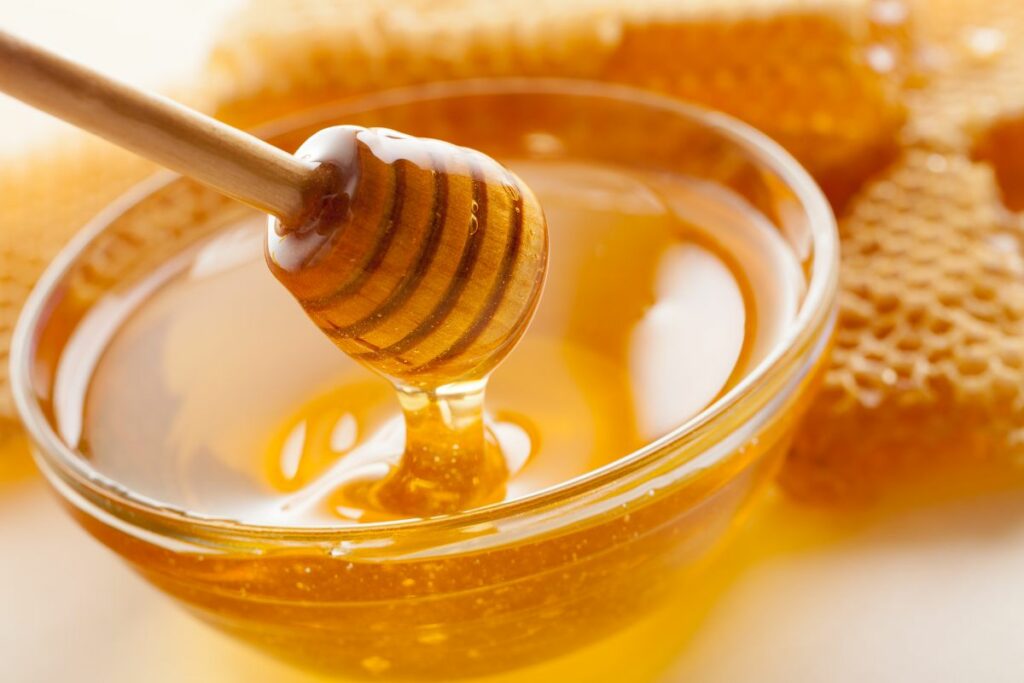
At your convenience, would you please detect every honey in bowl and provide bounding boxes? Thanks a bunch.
[14,82,837,679]
[76,156,802,526]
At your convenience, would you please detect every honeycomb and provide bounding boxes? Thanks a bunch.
[783,150,1024,500]
[0,139,154,431]
[782,0,1024,501]
[0,0,907,439]
[207,0,907,205]
[902,0,1024,151]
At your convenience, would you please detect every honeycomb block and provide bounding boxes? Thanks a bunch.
[207,0,907,204]
[782,0,1024,501]
[0,139,154,428]
[903,0,1024,151]
[783,150,1024,501]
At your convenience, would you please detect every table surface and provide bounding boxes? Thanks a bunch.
[4,3,1024,681]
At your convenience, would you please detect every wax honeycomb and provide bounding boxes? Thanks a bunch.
[208,0,907,204]
[0,140,153,432]
[782,0,1024,501]
[783,150,1024,500]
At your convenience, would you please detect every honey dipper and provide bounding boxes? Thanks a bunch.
[0,29,548,387]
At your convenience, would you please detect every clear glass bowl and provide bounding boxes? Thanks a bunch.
[10,80,837,680]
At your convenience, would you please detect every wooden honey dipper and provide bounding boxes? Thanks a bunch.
[0,30,548,388]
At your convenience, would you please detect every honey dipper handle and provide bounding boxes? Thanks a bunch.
[0,29,319,222]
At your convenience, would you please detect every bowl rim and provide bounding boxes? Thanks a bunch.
[10,78,838,545]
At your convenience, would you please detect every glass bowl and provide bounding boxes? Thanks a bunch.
[10,79,837,680]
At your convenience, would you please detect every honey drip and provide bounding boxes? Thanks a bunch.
[266,126,547,516]
[372,381,507,516]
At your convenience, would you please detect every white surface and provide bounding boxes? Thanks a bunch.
[3,3,1024,681]
[668,493,1024,683]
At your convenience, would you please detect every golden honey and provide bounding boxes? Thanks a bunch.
[14,83,837,679]
[76,157,802,528]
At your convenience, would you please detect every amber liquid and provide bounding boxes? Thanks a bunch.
[63,158,802,527]
[41,148,814,678]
